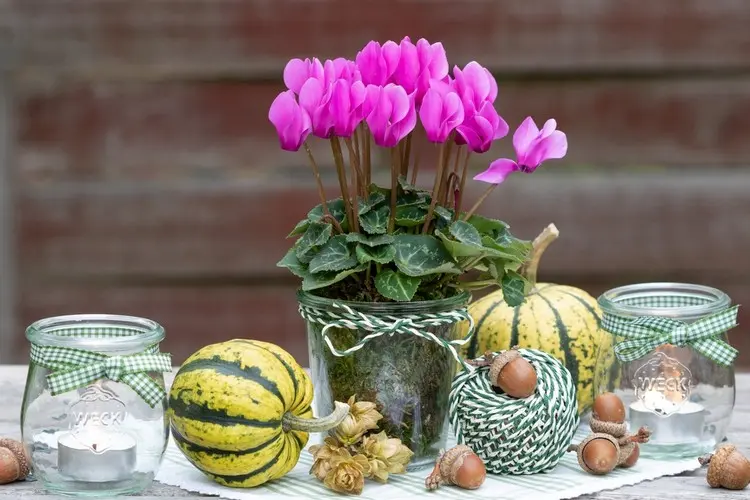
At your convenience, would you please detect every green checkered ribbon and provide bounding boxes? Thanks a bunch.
[30,327,172,407]
[602,297,740,366]
[299,302,475,370]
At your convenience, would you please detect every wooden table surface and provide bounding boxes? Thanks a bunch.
[0,366,747,499]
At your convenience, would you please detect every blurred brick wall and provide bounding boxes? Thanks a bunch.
[2,1,750,367]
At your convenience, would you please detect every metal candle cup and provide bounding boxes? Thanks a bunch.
[58,429,137,482]
[629,400,706,444]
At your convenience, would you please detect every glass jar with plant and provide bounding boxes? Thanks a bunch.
[270,37,568,469]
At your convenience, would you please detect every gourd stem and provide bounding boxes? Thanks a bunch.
[282,401,350,433]
[524,223,560,288]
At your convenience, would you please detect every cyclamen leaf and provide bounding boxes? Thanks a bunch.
[436,229,484,259]
[481,235,530,262]
[397,175,419,192]
[276,247,308,278]
[467,214,508,235]
[295,222,332,261]
[359,205,389,234]
[434,205,454,222]
[358,192,387,216]
[449,220,483,247]
[345,233,395,247]
[394,205,427,227]
[392,234,462,277]
[307,198,348,228]
[374,269,421,302]
[356,244,395,264]
[287,219,310,238]
[302,264,368,291]
[308,235,358,273]
[501,270,528,307]
[397,189,429,208]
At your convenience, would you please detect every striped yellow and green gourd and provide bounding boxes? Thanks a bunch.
[168,339,347,488]
[459,225,619,414]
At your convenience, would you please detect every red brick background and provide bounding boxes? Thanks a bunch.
[2,0,749,368]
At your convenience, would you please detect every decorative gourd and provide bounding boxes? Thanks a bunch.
[459,224,618,414]
[168,339,348,488]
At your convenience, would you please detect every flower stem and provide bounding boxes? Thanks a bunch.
[364,126,372,187]
[422,142,446,233]
[436,138,454,204]
[303,142,330,217]
[330,137,356,232]
[282,401,350,433]
[402,132,412,179]
[461,182,496,221]
[410,139,422,186]
[521,223,559,289]
[454,149,471,221]
[344,137,365,198]
[389,146,400,233]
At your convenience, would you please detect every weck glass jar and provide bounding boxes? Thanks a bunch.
[21,314,172,497]
[595,283,738,459]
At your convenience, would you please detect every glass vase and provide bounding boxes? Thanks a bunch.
[299,291,470,470]
[595,283,737,459]
[21,314,170,497]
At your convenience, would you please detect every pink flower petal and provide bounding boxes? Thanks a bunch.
[382,41,402,77]
[329,80,352,136]
[283,59,310,94]
[513,116,540,161]
[493,113,509,140]
[419,88,443,142]
[428,42,449,80]
[298,78,324,114]
[463,62,490,103]
[386,84,410,124]
[473,158,520,184]
[486,67,498,103]
[540,118,557,139]
[524,130,568,167]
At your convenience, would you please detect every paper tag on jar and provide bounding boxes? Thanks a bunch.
[632,351,693,416]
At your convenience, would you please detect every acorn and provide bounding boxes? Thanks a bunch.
[568,427,651,475]
[425,445,486,491]
[590,392,627,437]
[699,444,750,490]
[488,348,537,399]
[0,438,30,484]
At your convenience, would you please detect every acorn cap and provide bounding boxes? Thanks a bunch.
[590,418,627,438]
[618,442,636,466]
[438,444,474,481]
[706,444,735,488]
[576,433,619,475]
[0,439,29,479]
[489,349,520,386]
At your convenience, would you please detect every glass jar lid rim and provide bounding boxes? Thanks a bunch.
[26,314,165,348]
[597,282,731,318]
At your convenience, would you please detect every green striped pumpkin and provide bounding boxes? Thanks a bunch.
[168,339,346,488]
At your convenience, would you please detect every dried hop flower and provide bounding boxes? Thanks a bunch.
[309,437,341,481]
[361,431,414,475]
[323,448,371,495]
[331,395,383,445]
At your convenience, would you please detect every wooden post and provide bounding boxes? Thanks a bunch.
[0,45,16,363]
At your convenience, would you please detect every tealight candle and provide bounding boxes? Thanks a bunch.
[629,398,706,444]
[58,428,137,482]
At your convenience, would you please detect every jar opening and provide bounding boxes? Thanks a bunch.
[597,282,730,320]
[26,314,165,350]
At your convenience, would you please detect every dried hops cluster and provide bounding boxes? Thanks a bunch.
[309,395,413,495]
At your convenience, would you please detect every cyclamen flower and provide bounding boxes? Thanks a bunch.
[363,84,417,147]
[298,78,334,138]
[474,117,568,184]
[419,83,464,143]
[453,61,498,110]
[392,37,449,104]
[268,90,311,151]
[355,40,400,86]
[329,79,367,137]
[456,102,508,153]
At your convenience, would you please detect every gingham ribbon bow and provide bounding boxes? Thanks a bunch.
[30,343,172,407]
[602,305,740,366]
[299,302,475,370]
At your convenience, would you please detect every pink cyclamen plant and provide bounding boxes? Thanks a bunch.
[270,36,568,303]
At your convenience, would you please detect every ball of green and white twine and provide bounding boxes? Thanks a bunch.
[449,348,579,475]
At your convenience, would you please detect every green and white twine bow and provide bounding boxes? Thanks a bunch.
[299,302,474,369]
[30,328,172,408]
[603,303,740,367]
